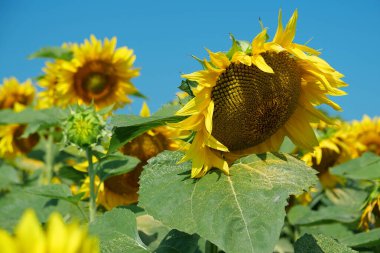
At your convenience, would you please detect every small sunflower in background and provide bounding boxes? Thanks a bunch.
[37,60,63,109]
[54,35,140,110]
[0,77,34,110]
[76,102,181,210]
[174,10,347,178]
[0,78,39,158]
[348,115,380,155]
[359,195,380,230]
[301,121,353,189]
[0,209,99,253]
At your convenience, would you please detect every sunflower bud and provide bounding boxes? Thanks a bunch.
[65,106,104,148]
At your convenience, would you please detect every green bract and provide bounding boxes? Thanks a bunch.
[64,105,104,148]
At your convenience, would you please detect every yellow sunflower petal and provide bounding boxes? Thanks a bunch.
[284,109,318,150]
[207,49,230,69]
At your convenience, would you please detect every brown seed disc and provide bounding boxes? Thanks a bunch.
[73,60,118,103]
[211,51,301,151]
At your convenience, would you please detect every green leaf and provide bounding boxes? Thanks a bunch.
[109,104,186,153]
[25,184,83,204]
[294,234,357,253]
[139,151,318,253]
[289,188,367,225]
[288,205,360,225]
[58,166,86,185]
[131,91,148,99]
[0,187,86,232]
[299,223,354,241]
[324,188,368,208]
[28,46,73,60]
[0,107,66,125]
[89,208,149,253]
[178,79,197,97]
[0,163,20,190]
[154,229,200,253]
[137,214,170,250]
[339,228,380,248]
[226,34,242,59]
[331,152,380,180]
[96,154,140,181]
[25,184,72,199]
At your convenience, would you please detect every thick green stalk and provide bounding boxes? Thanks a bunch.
[86,147,97,222]
[41,130,54,184]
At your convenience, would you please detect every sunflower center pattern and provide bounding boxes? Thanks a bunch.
[211,51,301,151]
[73,61,117,102]
[84,73,108,94]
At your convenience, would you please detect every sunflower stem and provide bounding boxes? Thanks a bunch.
[86,146,97,222]
[205,240,219,253]
[41,128,54,184]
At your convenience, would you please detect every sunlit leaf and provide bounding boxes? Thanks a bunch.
[0,163,20,191]
[0,108,65,125]
[28,46,73,60]
[89,208,149,253]
[139,151,318,253]
[0,188,86,232]
[331,152,380,180]
[96,154,140,181]
[109,104,186,153]
[294,233,357,253]
[339,228,380,249]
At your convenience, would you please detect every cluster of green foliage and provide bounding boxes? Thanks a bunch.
[1,100,380,253]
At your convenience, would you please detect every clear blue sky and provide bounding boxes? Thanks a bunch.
[1,0,379,120]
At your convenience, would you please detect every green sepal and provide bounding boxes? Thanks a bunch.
[28,46,73,61]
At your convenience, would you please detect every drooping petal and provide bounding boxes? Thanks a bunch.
[252,55,274,73]
[284,109,318,150]
[207,49,230,69]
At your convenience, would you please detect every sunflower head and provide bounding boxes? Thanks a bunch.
[349,115,380,155]
[65,105,105,148]
[58,35,140,110]
[37,60,63,109]
[0,124,40,159]
[174,10,347,178]
[0,209,99,253]
[0,78,35,110]
[359,196,380,230]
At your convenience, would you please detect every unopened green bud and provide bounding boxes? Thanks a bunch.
[65,106,104,148]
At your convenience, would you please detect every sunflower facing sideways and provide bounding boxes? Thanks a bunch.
[174,10,347,178]
[55,35,140,110]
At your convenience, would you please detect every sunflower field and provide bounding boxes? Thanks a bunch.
[1,9,380,253]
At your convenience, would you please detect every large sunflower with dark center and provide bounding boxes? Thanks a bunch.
[212,52,300,151]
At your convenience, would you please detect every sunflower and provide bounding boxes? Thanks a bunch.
[301,121,354,188]
[77,102,181,209]
[0,77,35,110]
[174,10,347,178]
[359,196,380,230]
[0,209,99,253]
[0,124,39,158]
[348,115,380,155]
[57,35,140,110]
[0,78,38,158]
[37,60,64,109]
